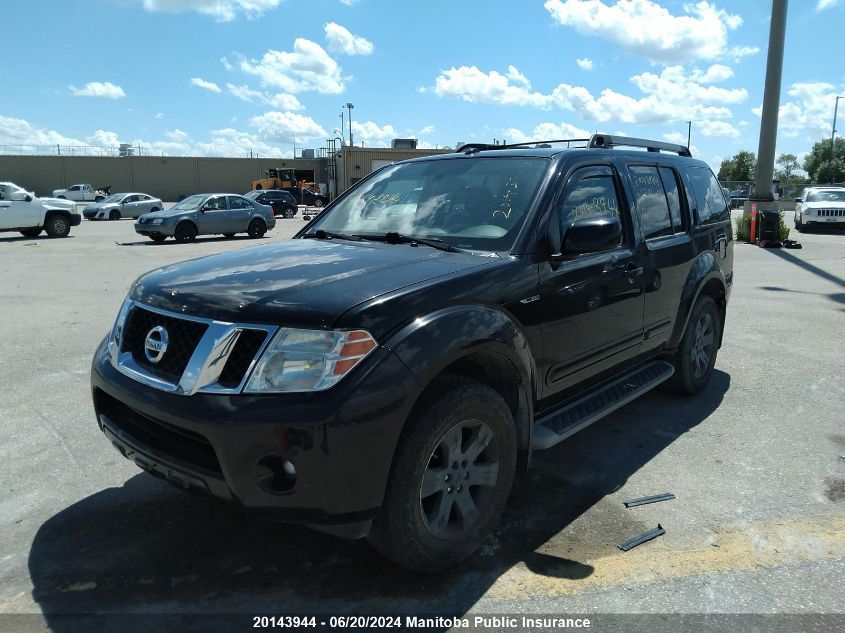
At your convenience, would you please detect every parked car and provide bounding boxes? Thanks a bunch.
[52,184,109,202]
[794,186,845,232]
[0,181,80,237]
[83,193,163,220]
[244,189,298,218]
[92,134,733,571]
[134,193,275,242]
[283,186,325,207]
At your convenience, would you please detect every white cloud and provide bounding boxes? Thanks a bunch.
[817,0,839,10]
[68,81,126,99]
[225,83,304,110]
[696,119,740,138]
[502,122,590,144]
[727,45,760,62]
[250,110,328,141]
[154,112,165,119]
[433,65,552,107]
[544,0,747,63]
[140,0,281,21]
[420,125,436,135]
[576,57,593,70]
[190,77,222,93]
[339,0,359,4]
[166,129,191,142]
[237,39,344,94]
[226,83,265,102]
[221,56,234,71]
[433,63,745,125]
[753,81,844,140]
[324,22,374,55]
[351,120,397,145]
[269,93,304,110]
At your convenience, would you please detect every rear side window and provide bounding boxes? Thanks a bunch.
[629,166,672,240]
[659,167,685,232]
[687,167,729,224]
[229,196,252,209]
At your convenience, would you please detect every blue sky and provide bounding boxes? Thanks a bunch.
[2,0,844,171]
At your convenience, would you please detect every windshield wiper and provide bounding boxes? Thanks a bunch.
[382,232,463,253]
[305,229,367,242]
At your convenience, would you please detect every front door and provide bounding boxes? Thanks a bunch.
[198,195,229,234]
[539,163,645,405]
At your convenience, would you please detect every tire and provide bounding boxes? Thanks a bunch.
[247,218,266,239]
[313,198,324,208]
[174,222,197,243]
[368,376,516,572]
[664,295,721,395]
[57,195,66,199]
[44,214,71,238]
[223,233,236,238]
[19,228,41,237]
[283,208,295,219]
[148,234,167,243]
[795,216,803,233]
[109,210,121,221]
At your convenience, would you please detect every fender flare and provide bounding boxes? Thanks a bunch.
[668,251,727,348]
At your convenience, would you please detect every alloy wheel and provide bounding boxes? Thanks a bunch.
[690,313,714,378]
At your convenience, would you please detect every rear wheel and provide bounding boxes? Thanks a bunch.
[44,214,71,238]
[283,208,295,219]
[109,209,121,221]
[368,376,516,571]
[247,218,266,239]
[19,228,41,237]
[664,295,721,395]
[150,207,160,213]
[313,198,324,208]
[174,222,197,243]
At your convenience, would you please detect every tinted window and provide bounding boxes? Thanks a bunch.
[229,196,252,209]
[556,166,622,249]
[629,165,672,240]
[203,196,226,211]
[659,167,685,233]
[687,167,729,224]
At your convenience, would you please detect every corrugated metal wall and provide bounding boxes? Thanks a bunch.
[335,148,450,191]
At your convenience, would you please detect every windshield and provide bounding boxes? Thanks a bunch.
[102,194,125,203]
[806,190,845,203]
[309,157,549,251]
[171,194,206,211]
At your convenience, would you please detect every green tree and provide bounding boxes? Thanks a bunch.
[718,150,756,182]
[802,137,845,183]
[774,153,802,183]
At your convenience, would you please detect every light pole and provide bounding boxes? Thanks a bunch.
[339,112,345,145]
[829,95,843,184]
[346,102,354,146]
[686,121,692,149]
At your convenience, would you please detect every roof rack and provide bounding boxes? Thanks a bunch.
[456,138,589,153]
[588,134,691,157]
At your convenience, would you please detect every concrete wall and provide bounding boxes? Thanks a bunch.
[0,155,327,201]
[335,147,450,191]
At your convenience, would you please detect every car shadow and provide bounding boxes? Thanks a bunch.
[0,235,75,243]
[28,371,729,631]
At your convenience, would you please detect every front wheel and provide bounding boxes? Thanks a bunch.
[247,218,266,239]
[664,295,721,395]
[44,214,71,238]
[174,222,197,243]
[368,376,516,572]
[109,210,121,221]
[795,216,804,233]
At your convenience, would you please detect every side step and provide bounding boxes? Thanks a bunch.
[532,360,674,450]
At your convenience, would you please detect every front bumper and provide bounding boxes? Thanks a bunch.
[70,213,81,226]
[803,215,845,227]
[90,337,418,525]
[135,222,175,236]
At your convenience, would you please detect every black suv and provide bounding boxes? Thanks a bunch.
[91,135,733,571]
[244,189,298,218]
[283,186,325,207]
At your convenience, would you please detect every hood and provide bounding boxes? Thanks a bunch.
[141,208,192,220]
[129,238,492,326]
[805,201,845,209]
[40,197,77,210]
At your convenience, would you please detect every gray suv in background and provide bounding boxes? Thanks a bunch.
[134,193,276,243]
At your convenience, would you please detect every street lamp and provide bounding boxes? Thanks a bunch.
[346,102,354,146]
[829,95,843,184]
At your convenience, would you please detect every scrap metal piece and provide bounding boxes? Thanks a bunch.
[618,524,665,551]
[623,492,676,508]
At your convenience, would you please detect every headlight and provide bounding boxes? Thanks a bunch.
[150,217,165,225]
[245,328,377,393]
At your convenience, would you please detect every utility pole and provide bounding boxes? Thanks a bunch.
[346,102,354,146]
[752,0,788,203]
[339,111,345,144]
[829,95,843,184]
[686,121,692,149]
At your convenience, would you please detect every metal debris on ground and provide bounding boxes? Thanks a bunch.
[618,524,666,552]
[623,492,676,508]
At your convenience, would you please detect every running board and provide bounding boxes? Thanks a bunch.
[532,361,674,450]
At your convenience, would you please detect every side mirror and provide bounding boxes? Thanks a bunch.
[10,192,30,202]
[563,217,623,254]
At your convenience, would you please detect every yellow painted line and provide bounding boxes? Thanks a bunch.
[488,514,845,598]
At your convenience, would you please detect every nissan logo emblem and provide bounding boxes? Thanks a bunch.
[143,325,169,364]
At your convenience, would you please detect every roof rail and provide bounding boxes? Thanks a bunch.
[588,134,692,157]
[456,138,589,153]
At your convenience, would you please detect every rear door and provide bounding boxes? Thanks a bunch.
[684,166,733,277]
[539,162,645,401]
[622,162,696,352]
[227,195,254,230]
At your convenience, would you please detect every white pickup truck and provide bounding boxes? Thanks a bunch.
[52,183,108,202]
[0,182,81,237]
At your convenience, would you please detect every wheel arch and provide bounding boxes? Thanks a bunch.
[668,252,728,349]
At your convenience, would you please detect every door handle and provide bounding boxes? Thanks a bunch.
[623,265,644,278]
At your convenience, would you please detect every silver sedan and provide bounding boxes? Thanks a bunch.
[83,193,163,220]
[134,193,276,242]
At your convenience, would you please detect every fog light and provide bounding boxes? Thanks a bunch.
[256,455,297,493]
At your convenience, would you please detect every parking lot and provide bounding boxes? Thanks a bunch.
[1,216,843,630]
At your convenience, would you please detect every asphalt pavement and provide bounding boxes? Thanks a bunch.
[0,215,843,632]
